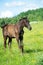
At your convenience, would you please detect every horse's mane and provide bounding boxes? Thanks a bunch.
[16,17,27,26]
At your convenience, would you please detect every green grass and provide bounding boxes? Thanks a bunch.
[0,21,43,65]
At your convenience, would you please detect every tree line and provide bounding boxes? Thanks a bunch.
[0,8,43,26]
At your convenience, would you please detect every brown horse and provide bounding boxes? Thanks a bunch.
[1,17,32,53]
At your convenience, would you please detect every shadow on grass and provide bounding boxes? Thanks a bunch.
[24,49,43,53]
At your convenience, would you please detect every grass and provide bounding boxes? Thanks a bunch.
[0,21,43,65]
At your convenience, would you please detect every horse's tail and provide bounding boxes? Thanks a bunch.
[0,20,8,28]
[1,24,8,28]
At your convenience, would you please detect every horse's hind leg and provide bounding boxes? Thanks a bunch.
[8,37,12,48]
[4,36,7,48]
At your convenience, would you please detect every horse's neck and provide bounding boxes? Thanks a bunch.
[19,20,24,28]
[18,23,24,31]
[19,24,24,34]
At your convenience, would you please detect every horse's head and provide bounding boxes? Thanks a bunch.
[22,17,32,30]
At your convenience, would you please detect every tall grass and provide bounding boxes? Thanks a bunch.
[0,21,43,65]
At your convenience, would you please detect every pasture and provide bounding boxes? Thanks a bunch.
[0,21,43,65]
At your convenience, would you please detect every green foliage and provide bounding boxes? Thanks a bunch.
[17,8,43,21]
[0,8,43,27]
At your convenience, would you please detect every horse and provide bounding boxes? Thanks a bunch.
[1,17,32,53]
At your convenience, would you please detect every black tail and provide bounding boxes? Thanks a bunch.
[1,24,8,28]
[0,20,8,28]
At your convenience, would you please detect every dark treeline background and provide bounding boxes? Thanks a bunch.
[0,8,43,26]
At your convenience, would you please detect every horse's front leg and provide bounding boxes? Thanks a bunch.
[19,36,24,53]
[16,36,20,47]
[16,34,24,53]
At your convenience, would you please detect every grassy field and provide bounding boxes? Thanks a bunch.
[0,21,43,65]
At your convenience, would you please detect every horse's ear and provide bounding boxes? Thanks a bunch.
[23,17,27,19]
[19,17,27,21]
[19,18,22,21]
[25,16,27,18]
